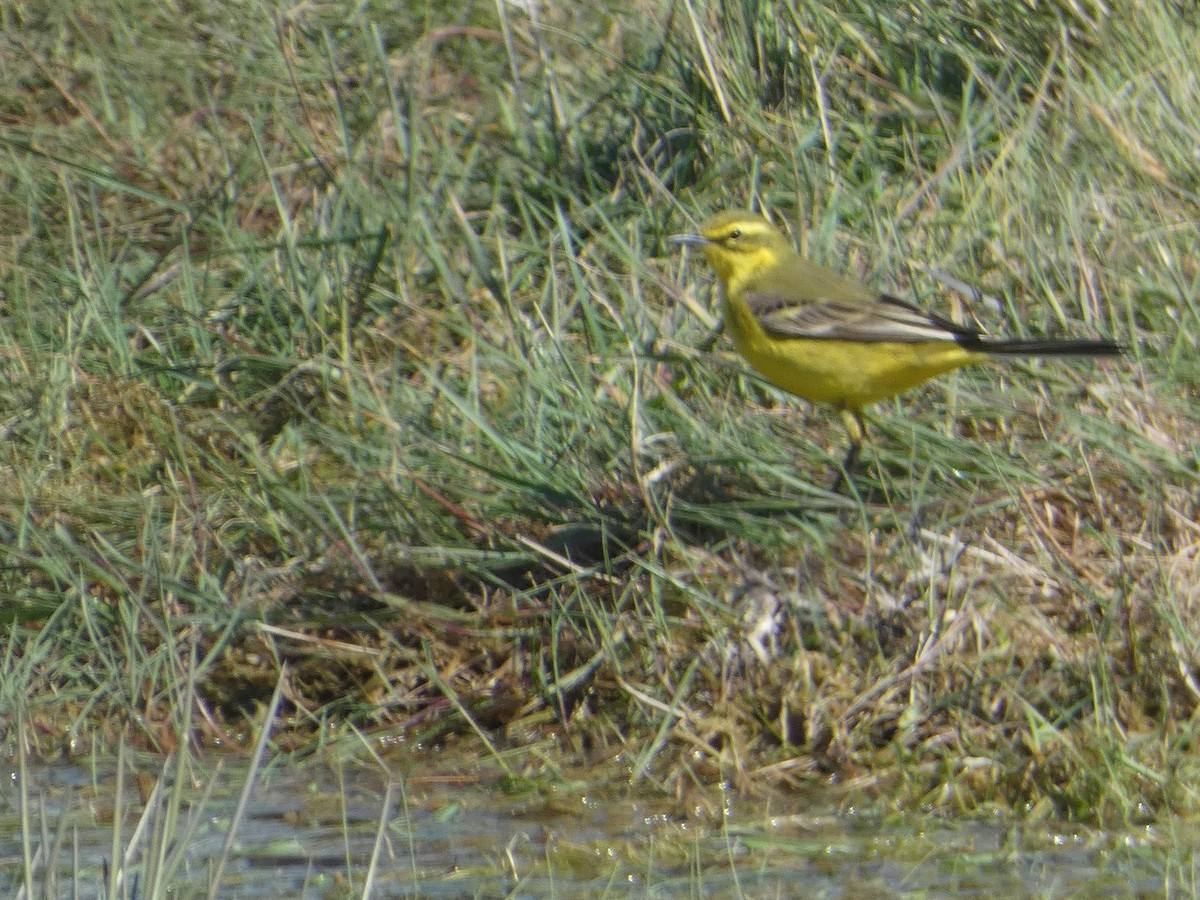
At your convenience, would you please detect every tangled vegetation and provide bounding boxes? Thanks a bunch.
[0,0,1196,829]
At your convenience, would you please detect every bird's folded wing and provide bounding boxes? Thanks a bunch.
[746,291,983,344]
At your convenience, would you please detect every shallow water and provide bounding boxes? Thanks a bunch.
[1,757,1193,897]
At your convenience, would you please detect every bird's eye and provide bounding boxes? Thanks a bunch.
[729,229,741,240]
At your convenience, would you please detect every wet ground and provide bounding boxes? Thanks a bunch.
[1,757,1191,897]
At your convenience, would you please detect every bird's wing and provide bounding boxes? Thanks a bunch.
[745,290,984,345]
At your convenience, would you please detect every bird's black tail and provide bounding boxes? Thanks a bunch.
[976,337,1124,357]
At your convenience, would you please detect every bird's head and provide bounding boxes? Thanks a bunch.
[668,211,791,286]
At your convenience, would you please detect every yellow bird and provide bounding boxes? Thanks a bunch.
[668,210,1122,486]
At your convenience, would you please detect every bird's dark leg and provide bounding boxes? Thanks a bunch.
[830,408,866,493]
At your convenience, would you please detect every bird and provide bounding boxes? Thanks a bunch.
[668,210,1122,488]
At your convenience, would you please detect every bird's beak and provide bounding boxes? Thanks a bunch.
[667,232,710,248]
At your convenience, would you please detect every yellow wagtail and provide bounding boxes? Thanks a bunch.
[668,210,1122,486]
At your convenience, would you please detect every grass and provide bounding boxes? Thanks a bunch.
[0,0,1196,850]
